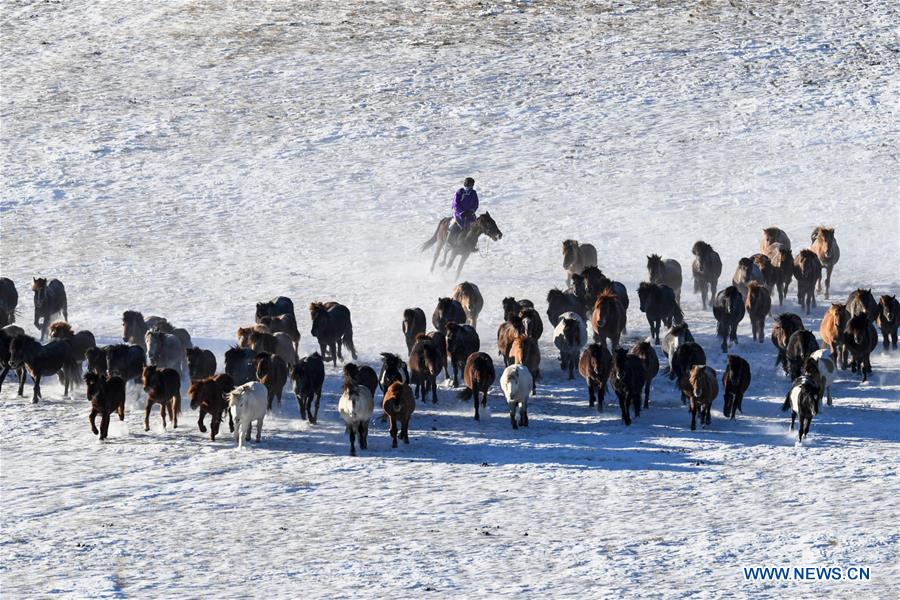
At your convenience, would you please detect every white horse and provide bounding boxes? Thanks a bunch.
[229,382,268,448]
[501,364,532,430]
[661,323,693,378]
[338,379,374,456]
[553,311,586,380]
[145,330,186,378]
[809,349,836,407]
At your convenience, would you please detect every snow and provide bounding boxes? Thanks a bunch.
[1,0,898,596]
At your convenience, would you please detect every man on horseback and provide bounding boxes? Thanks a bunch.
[448,177,478,247]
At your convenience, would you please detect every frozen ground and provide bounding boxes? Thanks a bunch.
[1,0,898,597]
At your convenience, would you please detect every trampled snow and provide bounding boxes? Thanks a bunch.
[1,1,898,597]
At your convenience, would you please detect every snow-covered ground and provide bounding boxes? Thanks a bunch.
[2,1,898,597]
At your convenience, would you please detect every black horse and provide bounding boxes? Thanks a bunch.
[255,296,295,323]
[0,278,17,327]
[9,333,76,402]
[713,286,745,352]
[32,278,67,341]
[421,212,503,277]
[637,282,682,345]
[309,302,357,367]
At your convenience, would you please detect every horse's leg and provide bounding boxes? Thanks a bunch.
[90,408,99,435]
[690,403,697,431]
[643,380,650,409]
[431,375,438,404]
[510,405,518,429]
[790,411,796,431]
[473,391,480,421]
[144,400,152,431]
[455,252,470,278]
[621,394,631,426]
[198,408,208,433]
[402,417,410,444]
[432,240,443,271]
[31,374,42,403]
[348,425,356,456]
[100,412,110,440]
[482,387,488,408]
[160,404,167,429]
[330,342,337,368]
[389,414,398,447]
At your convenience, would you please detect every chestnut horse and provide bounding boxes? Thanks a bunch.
[591,290,626,350]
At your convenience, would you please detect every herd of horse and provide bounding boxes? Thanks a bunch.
[0,224,897,452]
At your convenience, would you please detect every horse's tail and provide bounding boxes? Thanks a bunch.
[420,219,444,252]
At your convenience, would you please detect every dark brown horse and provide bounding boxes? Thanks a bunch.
[459,352,495,421]
[628,341,659,408]
[185,347,217,381]
[254,352,288,410]
[309,302,357,367]
[687,365,718,431]
[764,243,793,305]
[842,314,877,382]
[744,282,771,343]
[611,348,645,426]
[445,323,480,387]
[546,288,585,327]
[810,227,839,299]
[878,295,899,350]
[771,313,804,374]
[518,306,544,340]
[255,296,295,323]
[141,365,181,431]
[722,354,751,420]
[846,289,878,321]
[188,377,229,441]
[637,282,682,345]
[84,373,126,440]
[751,254,777,292]
[48,321,96,379]
[786,330,819,380]
[793,250,822,315]
[671,342,706,405]
[258,313,300,352]
[409,333,441,404]
[713,286,745,352]
[691,241,722,310]
[0,278,17,328]
[497,314,525,367]
[432,297,466,334]
[421,212,503,277]
[591,290,626,350]
[0,325,26,394]
[32,278,67,341]
[578,343,612,411]
[291,352,325,423]
[402,308,427,354]
[9,333,76,402]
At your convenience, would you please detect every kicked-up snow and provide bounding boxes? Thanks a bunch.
[1,1,898,597]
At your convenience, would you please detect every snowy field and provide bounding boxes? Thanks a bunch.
[2,0,899,597]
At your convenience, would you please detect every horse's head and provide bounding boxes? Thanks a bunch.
[880,296,897,323]
[562,316,580,346]
[122,311,144,342]
[48,320,72,340]
[562,240,578,268]
[32,278,47,307]
[84,372,102,401]
[691,241,711,257]
[146,331,165,362]
[8,334,32,368]
[646,255,663,277]
[308,303,326,337]
[637,282,653,312]
[141,365,157,392]
[255,302,272,321]
[477,212,502,241]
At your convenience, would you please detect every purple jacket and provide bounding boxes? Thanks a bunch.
[452,188,479,227]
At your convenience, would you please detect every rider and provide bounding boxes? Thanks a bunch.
[449,177,478,245]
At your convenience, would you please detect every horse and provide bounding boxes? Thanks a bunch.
[764,243,793,306]
[409,333,441,404]
[309,302,357,367]
[141,365,181,431]
[500,364,532,429]
[48,321,96,380]
[571,266,608,312]
[760,227,791,252]
[810,227,840,299]
[713,286,745,353]
[793,250,822,315]
[402,308,427,354]
[786,330,819,380]
[106,344,146,382]
[510,335,540,394]
[291,352,325,423]
[254,352,288,410]
[578,343,612,411]
[807,350,836,407]
[628,341,659,409]
[591,290,626,350]
[426,331,450,380]
[445,322,480,387]
[562,239,598,285]
[637,282,682,345]
[687,365,718,431]
[123,311,186,351]
[246,330,295,367]
[84,346,107,376]
[0,277,17,327]
[9,334,75,402]
[229,382,268,448]
[32,278,67,341]
[258,313,300,352]
[546,289,585,327]
[421,212,503,277]
[820,304,849,368]
[745,282,771,343]
[878,295,899,350]
[344,363,379,398]
[255,296,295,323]
[662,323,694,378]
[771,313,804,374]
[731,257,765,299]
[185,347,216,381]
[518,306,544,340]
[647,255,683,303]
[691,241,722,310]
[842,314,877,382]
[188,377,229,441]
[0,325,26,394]
[146,330,186,377]
[611,348,645,426]
[502,297,534,321]
[338,370,374,456]
[84,373,126,440]
[459,352,495,421]
[553,312,586,380]
[383,382,415,447]
[452,282,484,329]
[671,342,706,404]
[236,324,269,347]
[432,297,466,334]
[224,346,257,386]
[782,375,819,443]
[378,352,409,397]
[497,315,524,367]
[722,355,751,420]
[751,254,777,293]
[846,289,879,321]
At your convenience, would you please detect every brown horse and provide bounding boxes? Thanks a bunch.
[760,227,791,253]
[383,382,415,447]
[810,227,840,299]
[820,304,849,367]
[421,212,503,277]
[628,341,659,408]
[578,343,612,411]
[510,335,540,394]
[84,372,126,440]
[751,254,777,293]
[591,290,626,350]
[445,323,480,387]
[846,289,878,321]
[48,321,96,378]
[647,255,683,303]
[309,302,357,367]
[793,250,822,315]
[459,352,496,421]
[562,239,598,285]
[254,352,288,410]
[426,330,450,380]
[451,282,484,329]
[141,365,181,431]
[687,365,718,431]
[842,314,877,382]
[402,308,426,354]
[32,278,67,341]
[409,333,441,404]
[188,377,228,441]
[432,297,466,334]
[764,243,793,306]
[745,282,771,343]
[771,313,805,374]
[878,295,899,350]
[497,315,525,367]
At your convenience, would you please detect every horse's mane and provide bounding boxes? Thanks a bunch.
[689,365,708,393]
[49,321,73,336]
[308,302,326,313]
[692,241,712,256]
[122,310,144,322]
[415,333,430,342]
[596,289,620,304]
[562,239,578,250]
[762,227,782,237]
